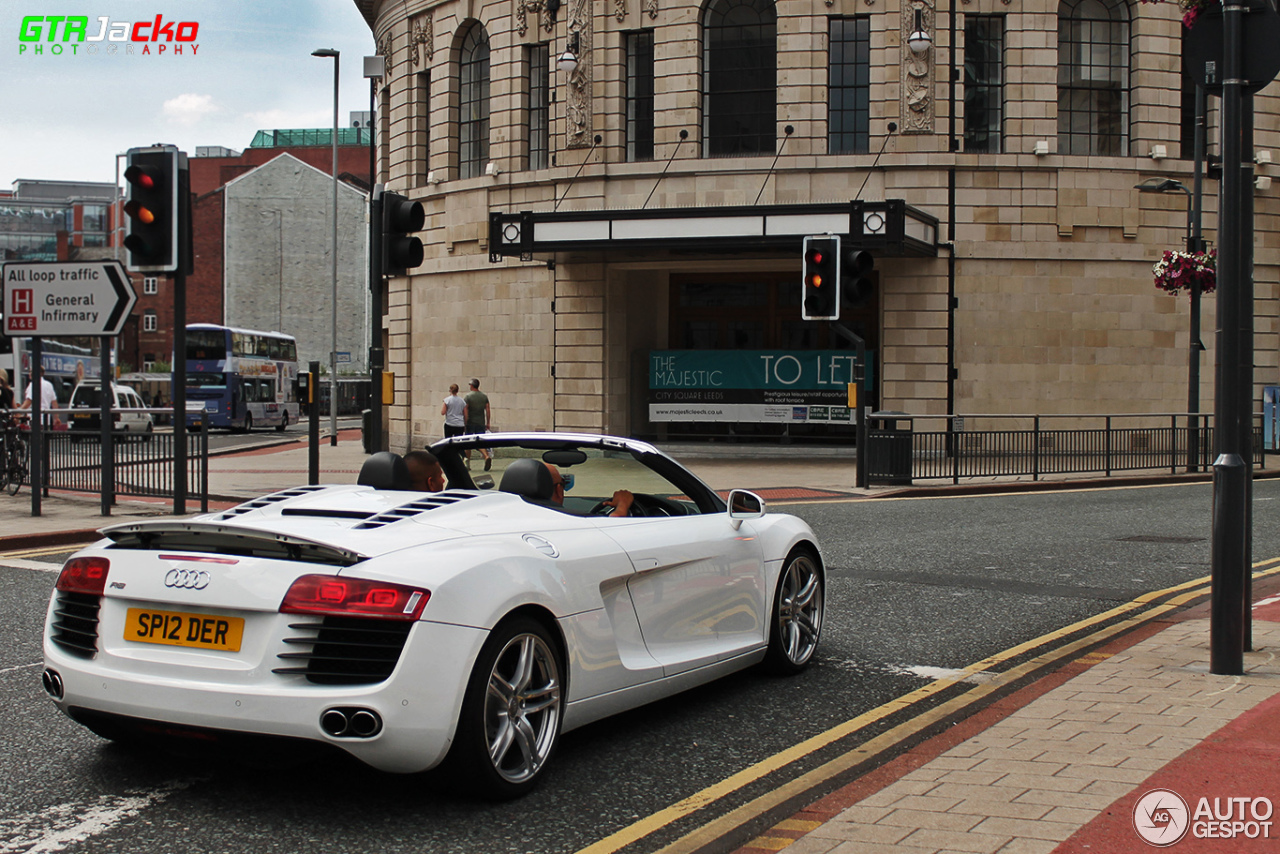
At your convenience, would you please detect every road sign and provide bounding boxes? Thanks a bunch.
[2,261,137,337]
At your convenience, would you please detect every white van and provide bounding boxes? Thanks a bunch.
[68,381,154,438]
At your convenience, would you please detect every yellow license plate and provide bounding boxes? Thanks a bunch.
[125,608,245,652]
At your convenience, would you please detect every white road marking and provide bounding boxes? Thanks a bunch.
[1254,593,1280,609]
[0,559,61,573]
[0,663,41,677]
[887,664,1000,684]
[0,780,200,854]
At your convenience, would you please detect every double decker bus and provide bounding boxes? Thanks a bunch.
[183,324,299,432]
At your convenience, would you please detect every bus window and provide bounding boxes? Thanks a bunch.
[187,329,228,360]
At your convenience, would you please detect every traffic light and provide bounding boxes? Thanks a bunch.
[843,248,875,307]
[801,235,841,320]
[382,192,425,276]
[296,371,315,405]
[123,146,179,273]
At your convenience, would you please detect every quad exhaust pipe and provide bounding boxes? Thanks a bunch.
[320,707,382,738]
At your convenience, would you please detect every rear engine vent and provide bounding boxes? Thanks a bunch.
[274,616,412,685]
[50,591,102,657]
[216,486,329,520]
[354,492,477,530]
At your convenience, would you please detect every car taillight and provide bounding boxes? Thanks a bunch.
[56,557,110,595]
[280,574,429,621]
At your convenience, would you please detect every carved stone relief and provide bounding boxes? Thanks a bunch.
[409,14,433,65]
[515,0,559,36]
[900,0,934,134]
[377,31,394,75]
[565,0,593,148]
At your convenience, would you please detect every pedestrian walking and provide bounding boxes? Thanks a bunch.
[442,383,466,438]
[463,378,492,470]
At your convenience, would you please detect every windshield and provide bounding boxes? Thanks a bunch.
[431,438,721,516]
[187,330,228,360]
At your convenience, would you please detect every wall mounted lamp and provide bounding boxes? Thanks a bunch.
[907,7,932,54]
[557,32,581,74]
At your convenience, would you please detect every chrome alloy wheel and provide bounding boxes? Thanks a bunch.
[483,632,562,784]
[776,553,823,667]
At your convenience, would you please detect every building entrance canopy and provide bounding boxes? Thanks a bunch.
[487,200,939,262]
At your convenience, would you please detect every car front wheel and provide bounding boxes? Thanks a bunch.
[449,616,563,799]
[763,548,824,675]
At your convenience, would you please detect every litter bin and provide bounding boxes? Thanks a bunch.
[867,411,914,485]
[361,409,373,454]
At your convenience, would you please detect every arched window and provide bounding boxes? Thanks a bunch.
[1057,0,1129,156]
[459,23,490,179]
[703,0,777,157]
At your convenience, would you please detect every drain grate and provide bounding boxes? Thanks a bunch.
[1117,535,1206,545]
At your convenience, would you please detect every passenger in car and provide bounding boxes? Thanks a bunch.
[405,450,446,492]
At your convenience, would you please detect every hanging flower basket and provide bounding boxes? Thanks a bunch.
[1153,248,1217,296]
[1139,0,1213,28]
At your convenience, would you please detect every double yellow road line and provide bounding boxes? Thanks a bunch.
[577,557,1280,854]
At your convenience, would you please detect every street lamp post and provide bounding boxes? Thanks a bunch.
[363,55,385,453]
[1136,177,1204,472]
[312,48,340,447]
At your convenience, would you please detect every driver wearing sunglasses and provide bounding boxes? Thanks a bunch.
[545,463,634,517]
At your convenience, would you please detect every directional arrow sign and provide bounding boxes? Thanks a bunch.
[2,260,138,337]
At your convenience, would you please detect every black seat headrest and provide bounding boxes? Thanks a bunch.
[499,458,555,502]
[357,452,412,491]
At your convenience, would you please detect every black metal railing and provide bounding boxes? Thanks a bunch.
[868,413,1264,485]
[8,410,210,511]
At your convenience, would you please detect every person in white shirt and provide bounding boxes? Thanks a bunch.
[19,368,60,425]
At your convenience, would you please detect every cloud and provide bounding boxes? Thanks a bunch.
[163,93,219,126]
[241,107,334,131]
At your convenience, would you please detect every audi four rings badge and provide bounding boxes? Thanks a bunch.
[164,569,211,590]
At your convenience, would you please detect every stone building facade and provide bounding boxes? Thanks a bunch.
[353,0,1279,450]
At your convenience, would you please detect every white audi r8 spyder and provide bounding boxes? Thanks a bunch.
[42,433,824,797]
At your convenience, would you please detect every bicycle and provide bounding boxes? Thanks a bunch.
[1,415,29,496]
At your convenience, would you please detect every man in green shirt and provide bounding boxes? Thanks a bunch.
[463,378,493,470]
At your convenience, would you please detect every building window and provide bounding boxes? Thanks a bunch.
[528,44,550,170]
[1057,0,1129,156]
[626,30,656,162]
[828,17,870,155]
[416,71,431,186]
[964,15,1005,153]
[143,277,158,295]
[143,311,157,333]
[703,0,777,157]
[459,23,491,179]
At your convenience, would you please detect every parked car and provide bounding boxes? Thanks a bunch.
[67,381,154,438]
[40,432,824,797]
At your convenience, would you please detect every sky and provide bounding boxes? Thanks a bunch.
[1,1,377,189]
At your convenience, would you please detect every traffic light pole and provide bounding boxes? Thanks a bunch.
[829,321,868,489]
[309,360,321,484]
[369,188,384,455]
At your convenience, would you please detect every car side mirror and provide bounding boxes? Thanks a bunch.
[727,489,764,530]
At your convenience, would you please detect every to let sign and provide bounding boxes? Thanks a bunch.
[2,261,137,337]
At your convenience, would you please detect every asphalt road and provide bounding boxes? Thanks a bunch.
[1,479,1274,854]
